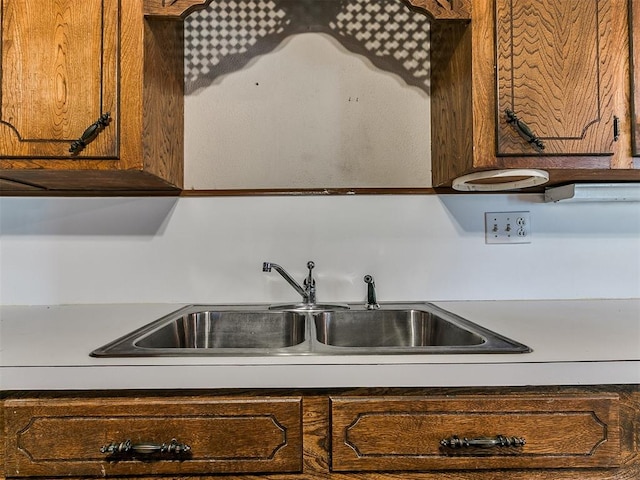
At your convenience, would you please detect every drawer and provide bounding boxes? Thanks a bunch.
[4,396,302,477]
[330,394,620,471]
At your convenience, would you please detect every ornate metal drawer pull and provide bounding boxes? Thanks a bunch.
[100,438,191,456]
[440,435,526,449]
[505,109,545,151]
[69,112,111,154]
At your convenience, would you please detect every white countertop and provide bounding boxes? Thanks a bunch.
[1,299,639,390]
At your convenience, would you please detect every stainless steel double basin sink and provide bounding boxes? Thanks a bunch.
[91,303,530,357]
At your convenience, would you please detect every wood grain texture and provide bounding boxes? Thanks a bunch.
[331,394,620,471]
[0,0,183,190]
[0,394,4,480]
[1,386,639,480]
[0,0,118,158]
[142,19,184,187]
[496,0,617,156]
[144,0,212,19]
[4,396,303,477]
[145,0,471,20]
[0,169,182,191]
[431,0,637,188]
[631,0,640,156]
[430,20,474,187]
[406,0,471,20]
[0,178,45,192]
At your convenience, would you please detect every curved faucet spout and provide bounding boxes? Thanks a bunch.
[263,262,309,301]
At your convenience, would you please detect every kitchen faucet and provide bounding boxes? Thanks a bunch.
[262,261,316,306]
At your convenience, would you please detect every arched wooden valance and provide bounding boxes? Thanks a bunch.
[144,0,470,21]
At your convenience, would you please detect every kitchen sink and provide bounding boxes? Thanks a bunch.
[313,310,484,347]
[90,303,530,357]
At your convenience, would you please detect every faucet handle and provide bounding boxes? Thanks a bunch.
[305,261,315,287]
[364,275,380,310]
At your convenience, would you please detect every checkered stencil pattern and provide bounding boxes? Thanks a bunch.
[184,0,430,91]
[185,0,289,83]
[329,0,429,84]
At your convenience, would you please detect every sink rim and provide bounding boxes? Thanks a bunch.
[90,303,531,357]
[90,305,311,357]
[134,309,308,350]
[309,304,531,354]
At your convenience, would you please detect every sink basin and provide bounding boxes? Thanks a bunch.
[312,306,530,353]
[136,311,306,349]
[91,308,307,356]
[314,310,484,347]
[91,303,530,357]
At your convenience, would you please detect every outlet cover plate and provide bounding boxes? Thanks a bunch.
[485,212,531,244]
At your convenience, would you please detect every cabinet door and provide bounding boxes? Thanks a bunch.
[631,0,640,156]
[0,0,118,158]
[4,396,303,477]
[331,394,620,471]
[496,0,617,156]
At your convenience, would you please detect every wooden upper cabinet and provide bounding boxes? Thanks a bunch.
[1,0,118,159]
[431,0,638,189]
[496,0,617,156]
[631,0,640,156]
[0,0,183,192]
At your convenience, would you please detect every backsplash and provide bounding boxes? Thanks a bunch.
[1,194,638,305]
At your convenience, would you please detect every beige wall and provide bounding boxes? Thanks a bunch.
[183,0,432,189]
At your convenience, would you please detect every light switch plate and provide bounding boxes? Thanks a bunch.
[485,212,531,244]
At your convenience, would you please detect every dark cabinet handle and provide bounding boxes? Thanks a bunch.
[440,435,526,449]
[100,438,191,456]
[505,109,545,151]
[69,112,111,154]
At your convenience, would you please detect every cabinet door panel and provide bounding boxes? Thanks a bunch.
[4,396,303,477]
[331,394,620,471]
[0,0,118,158]
[496,0,616,156]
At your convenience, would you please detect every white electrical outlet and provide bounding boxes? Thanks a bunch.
[485,212,531,244]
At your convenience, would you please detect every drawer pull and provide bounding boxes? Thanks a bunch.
[440,435,526,449]
[100,438,191,456]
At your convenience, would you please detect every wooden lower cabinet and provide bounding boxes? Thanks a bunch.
[2,386,639,479]
[2,395,303,477]
[331,394,620,471]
